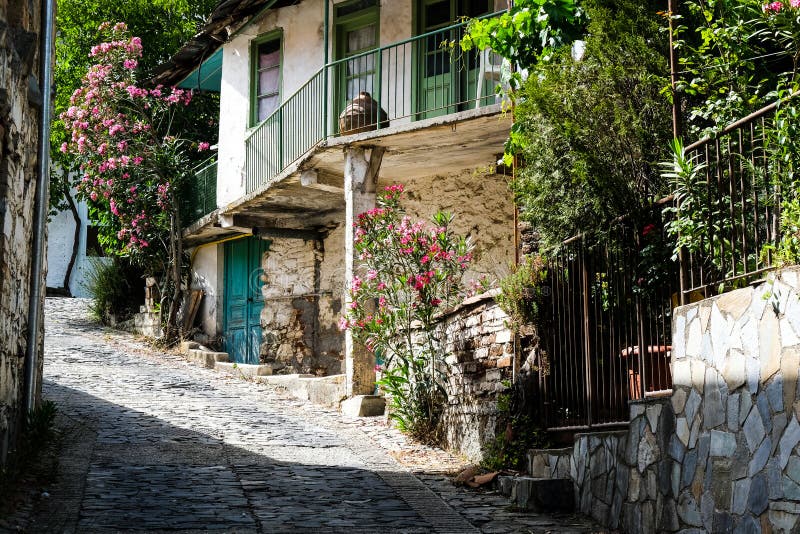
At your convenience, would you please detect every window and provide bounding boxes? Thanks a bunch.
[335,0,380,105]
[251,33,282,126]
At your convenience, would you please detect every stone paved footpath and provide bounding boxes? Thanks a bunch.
[13,298,603,533]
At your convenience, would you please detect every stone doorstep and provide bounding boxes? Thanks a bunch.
[186,349,230,369]
[256,373,348,409]
[497,475,575,513]
[526,446,574,478]
[214,362,277,377]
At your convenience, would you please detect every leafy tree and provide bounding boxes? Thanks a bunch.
[52,0,218,290]
[672,0,782,137]
[509,0,672,250]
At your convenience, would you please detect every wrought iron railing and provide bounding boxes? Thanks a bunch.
[183,156,217,225]
[677,101,787,300]
[244,11,505,193]
[539,207,678,431]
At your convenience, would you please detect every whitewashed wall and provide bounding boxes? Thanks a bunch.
[46,193,108,298]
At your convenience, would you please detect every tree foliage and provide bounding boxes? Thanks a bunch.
[52,0,219,213]
[510,0,672,250]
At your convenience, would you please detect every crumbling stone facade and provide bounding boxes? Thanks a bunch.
[259,234,344,375]
[0,1,46,468]
[428,293,536,460]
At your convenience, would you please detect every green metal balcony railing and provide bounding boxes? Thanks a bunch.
[244,11,505,194]
[183,156,218,225]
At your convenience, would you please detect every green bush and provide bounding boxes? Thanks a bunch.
[496,254,547,330]
[84,257,144,324]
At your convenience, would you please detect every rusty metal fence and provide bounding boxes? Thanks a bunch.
[677,101,784,301]
[538,208,678,431]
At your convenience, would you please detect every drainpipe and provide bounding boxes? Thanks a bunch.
[323,0,330,138]
[25,0,56,413]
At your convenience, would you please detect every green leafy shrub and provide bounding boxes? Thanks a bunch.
[496,254,547,330]
[481,379,547,472]
[84,257,145,324]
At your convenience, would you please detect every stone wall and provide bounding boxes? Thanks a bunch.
[527,267,800,532]
[379,170,515,284]
[316,224,345,374]
[260,235,342,375]
[435,293,526,460]
[0,2,45,468]
[669,267,800,532]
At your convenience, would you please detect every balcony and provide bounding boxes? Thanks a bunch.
[182,157,217,225]
[244,12,506,194]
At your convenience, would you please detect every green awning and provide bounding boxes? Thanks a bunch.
[178,48,222,92]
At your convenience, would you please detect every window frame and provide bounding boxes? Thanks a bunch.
[249,29,284,128]
[333,0,381,113]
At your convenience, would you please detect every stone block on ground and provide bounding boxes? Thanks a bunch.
[180,341,199,354]
[187,349,229,369]
[214,362,276,377]
[509,477,574,513]
[341,395,386,417]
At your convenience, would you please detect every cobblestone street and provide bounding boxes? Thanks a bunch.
[14,298,601,533]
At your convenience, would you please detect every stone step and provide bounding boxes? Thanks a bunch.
[186,349,229,369]
[526,446,573,479]
[498,476,574,513]
[214,362,278,377]
[341,395,386,417]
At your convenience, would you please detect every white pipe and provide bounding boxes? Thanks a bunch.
[25,0,56,413]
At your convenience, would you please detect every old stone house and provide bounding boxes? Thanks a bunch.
[153,0,522,458]
[0,0,52,469]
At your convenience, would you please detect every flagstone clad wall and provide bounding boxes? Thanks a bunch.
[669,267,800,532]
[527,267,800,532]
[0,1,45,468]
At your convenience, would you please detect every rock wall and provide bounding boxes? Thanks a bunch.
[317,224,345,374]
[259,235,342,375]
[379,170,515,284]
[670,267,800,532]
[435,293,528,460]
[528,267,800,532]
[0,2,45,468]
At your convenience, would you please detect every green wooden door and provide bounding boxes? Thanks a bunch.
[224,237,270,364]
[416,0,491,119]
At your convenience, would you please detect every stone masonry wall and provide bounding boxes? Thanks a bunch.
[260,236,341,375]
[260,237,317,373]
[316,224,345,375]
[528,397,676,531]
[436,293,524,460]
[0,2,45,468]
[670,266,800,532]
[528,266,800,532]
[378,170,515,284]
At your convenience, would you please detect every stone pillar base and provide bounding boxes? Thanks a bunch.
[341,395,386,417]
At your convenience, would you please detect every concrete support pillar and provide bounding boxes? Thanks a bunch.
[344,146,384,396]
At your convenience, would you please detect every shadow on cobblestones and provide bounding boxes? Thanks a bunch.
[33,382,436,533]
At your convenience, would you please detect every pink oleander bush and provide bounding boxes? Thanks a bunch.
[60,22,209,340]
[341,184,472,441]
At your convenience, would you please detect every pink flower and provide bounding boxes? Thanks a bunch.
[765,1,783,11]
[123,59,138,70]
[198,142,210,152]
